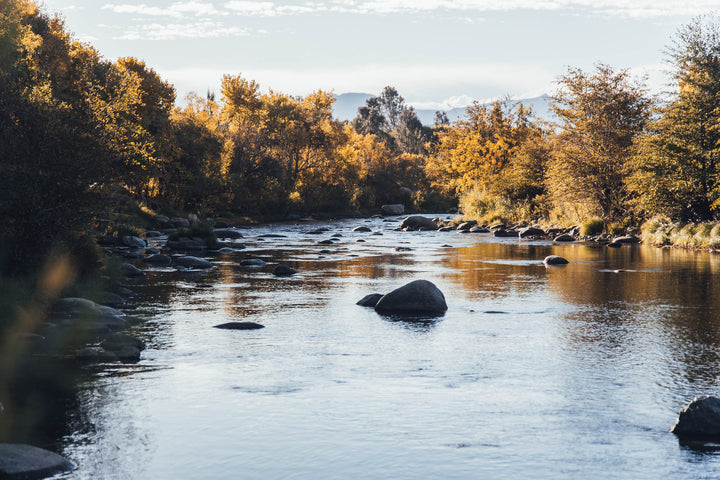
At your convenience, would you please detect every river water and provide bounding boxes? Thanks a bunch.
[31,217,720,478]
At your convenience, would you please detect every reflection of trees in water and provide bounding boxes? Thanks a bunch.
[546,245,720,392]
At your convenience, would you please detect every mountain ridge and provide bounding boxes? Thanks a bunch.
[332,93,554,126]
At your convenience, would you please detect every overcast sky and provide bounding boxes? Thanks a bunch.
[39,0,717,109]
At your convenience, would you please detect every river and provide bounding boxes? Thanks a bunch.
[23,216,720,478]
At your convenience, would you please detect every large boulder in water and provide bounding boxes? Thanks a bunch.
[356,293,383,307]
[543,255,569,266]
[671,396,720,440]
[400,216,438,231]
[0,444,75,479]
[374,280,447,315]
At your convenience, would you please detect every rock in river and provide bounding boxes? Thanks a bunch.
[356,293,383,307]
[400,216,438,231]
[273,265,297,277]
[374,280,448,315]
[0,443,75,479]
[543,255,569,265]
[381,204,405,216]
[671,396,720,440]
[214,322,265,330]
[175,256,213,269]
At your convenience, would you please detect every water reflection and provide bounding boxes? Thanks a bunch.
[9,219,720,479]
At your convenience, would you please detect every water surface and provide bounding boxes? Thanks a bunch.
[32,218,720,478]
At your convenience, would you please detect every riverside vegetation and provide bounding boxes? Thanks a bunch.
[4,5,720,335]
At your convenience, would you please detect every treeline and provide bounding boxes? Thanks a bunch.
[3,1,720,275]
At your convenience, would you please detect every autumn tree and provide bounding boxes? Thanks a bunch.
[548,64,651,220]
[629,15,720,221]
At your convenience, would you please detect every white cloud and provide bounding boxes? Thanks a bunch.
[224,1,276,15]
[116,20,249,40]
[102,2,223,19]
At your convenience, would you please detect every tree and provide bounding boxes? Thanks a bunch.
[548,64,651,219]
[628,15,720,221]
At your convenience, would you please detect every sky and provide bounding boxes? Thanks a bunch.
[38,0,719,109]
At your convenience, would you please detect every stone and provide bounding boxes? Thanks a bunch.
[554,234,576,242]
[144,254,173,266]
[457,221,477,230]
[492,229,518,237]
[318,239,335,245]
[374,280,448,315]
[0,444,75,479]
[353,226,372,232]
[213,322,265,330]
[671,396,720,440]
[273,265,297,277]
[307,227,330,235]
[145,230,163,238]
[356,293,383,307]
[469,226,490,233]
[214,229,244,239]
[122,263,145,277]
[607,242,623,248]
[112,346,142,362]
[240,259,267,267]
[174,256,213,269]
[101,333,146,352]
[543,255,569,265]
[154,214,170,225]
[171,217,191,228]
[100,292,126,309]
[613,235,641,244]
[519,226,546,238]
[400,216,438,231]
[75,346,118,363]
[122,236,146,248]
[381,204,405,216]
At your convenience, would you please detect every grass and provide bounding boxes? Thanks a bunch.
[641,216,720,249]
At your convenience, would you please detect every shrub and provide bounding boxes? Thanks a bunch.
[579,217,605,236]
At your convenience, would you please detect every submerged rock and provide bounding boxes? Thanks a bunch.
[374,280,448,315]
[240,259,267,267]
[273,265,297,277]
[543,255,569,265]
[553,234,575,242]
[356,293,383,307]
[0,444,75,479]
[122,263,145,277]
[353,226,372,232]
[144,254,173,266]
[214,322,265,330]
[175,256,213,269]
[671,396,720,440]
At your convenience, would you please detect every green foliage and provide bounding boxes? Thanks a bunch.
[627,15,720,222]
[104,223,143,238]
[168,222,218,248]
[548,64,651,220]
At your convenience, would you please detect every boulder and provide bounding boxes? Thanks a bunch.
[457,221,477,231]
[492,229,518,237]
[307,227,330,235]
[240,259,267,267]
[100,292,126,309]
[400,216,438,231]
[214,229,244,239]
[0,444,75,479]
[543,255,569,265]
[145,230,163,238]
[606,241,623,248]
[174,256,213,269]
[75,346,119,363]
[101,333,146,352]
[374,280,448,315]
[381,204,405,216]
[519,226,546,238]
[353,226,372,232]
[171,217,191,228]
[122,263,145,278]
[122,236,146,248]
[554,234,576,242]
[356,293,383,307]
[671,396,720,440]
[613,235,641,244]
[214,322,265,330]
[469,226,490,233]
[273,265,297,277]
[144,254,173,266]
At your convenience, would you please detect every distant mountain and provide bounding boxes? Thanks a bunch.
[332,93,554,126]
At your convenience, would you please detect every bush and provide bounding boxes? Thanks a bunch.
[168,221,217,248]
[579,217,605,236]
